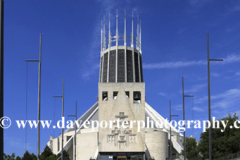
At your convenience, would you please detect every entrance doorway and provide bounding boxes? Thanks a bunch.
[99,152,144,160]
[117,156,127,160]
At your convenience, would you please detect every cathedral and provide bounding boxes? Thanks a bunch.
[47,12,184,160]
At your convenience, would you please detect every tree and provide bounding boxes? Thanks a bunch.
[22,151,32,160]
[56,153,61,159]
[30,153,37,160]
[40,145,54,160]
[46,155,56,160]
[198,113,240,159]
[185,136,199,158]
[3,153,15,160]
[16,156,22,160]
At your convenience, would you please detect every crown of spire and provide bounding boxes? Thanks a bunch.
[101,11,142,54]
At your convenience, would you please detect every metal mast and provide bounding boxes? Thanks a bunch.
[99,21,103,82]
[53,78,64,160]
[170,101,172,160]
[101,17,106,82]
[107,12,111,82]
[207,34,211,160]
[182,77,185,160]
[37,34,42,160]
[207,34,223,160]
[101,21,103,52]
[25,34,42,160]
[103,16,106,50]
[140,20,142,53]
[169,101,178,160]
[124,10,127,82]
[75,101,77,160]
[68,101,77,160]
[61,78,64,160]
[131,12,135,82]
[136,16,139,50]
[115,10,118,82]
[137,16,141,82]
[182,77,194,160]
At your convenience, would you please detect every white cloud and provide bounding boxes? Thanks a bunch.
[213,109,240,120]
[227,4,240,13]
[173,105,204,112]
[194,88,240,109]
[236,72,240,76]
[173,104,183,111]
[222,54,240,64]
[184,84,207,93]
[193,106,204,112]
[211,72,220,77]
[7,137,30,149]
[143,54,240,69]
[81,0,117,80]
[189,0,209,7]
[159,92,167,97]
[211,89,240,109]
[143,60,206,69]
[195,96,208,104]
[82,64,100,80]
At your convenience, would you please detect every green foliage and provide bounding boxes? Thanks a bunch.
[185,137,199,158]
[20,151,37,160]
[3,146,69,160]
[30,153,37,160]
[16,156,22,160]
[39,145,69,160]
[56,153,61,159]
[3,153,15,160]
[3,145,70,160]
[22,151,32,160]
[40,145,53,159]
[45,155,56,160]
[198,113,240,159]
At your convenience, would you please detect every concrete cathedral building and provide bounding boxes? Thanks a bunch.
[47,12,184,160]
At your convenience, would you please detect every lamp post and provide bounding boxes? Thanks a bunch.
[207,34,223,160]
[68,101,77,160]
[25,34,42,160]
[182,77,194,160]
[169,100,178,160]
[53,78,64,160]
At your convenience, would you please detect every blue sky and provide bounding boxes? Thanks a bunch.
[3,0,240,157]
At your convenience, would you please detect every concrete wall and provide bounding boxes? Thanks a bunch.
[47,136,59,154]
[98,83,145,152]
[76,132,98,160]
[145,130,168,160]
[47,129,98,159]
[47,130,76,155]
